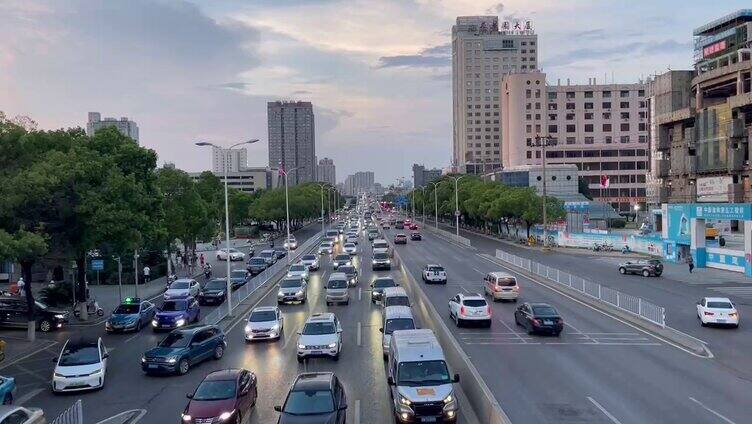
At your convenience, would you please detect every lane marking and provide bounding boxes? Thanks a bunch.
[281,324,299,350]
[354,399,361,424]
[95,409,147,424]
[15,388,44,406]
[587,396,623,424]
[471,267,484,275]
[494,317,528,344]
[358,287,362,301]
[689,397,737,424]
[357,322,362,346]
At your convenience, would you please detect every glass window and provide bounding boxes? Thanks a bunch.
[385,318,415,334]
[302,321,335,335]
[193,380,237,401]
[284,390,335,414]
[397,360,451,386]
[59,344,100,366]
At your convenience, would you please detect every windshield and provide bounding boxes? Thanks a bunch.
[327,280,348,289]
[397,360,451,386]
[326,231,339,237]
[373,279,396,288]
[386,296,410,307]
[463,299,487,307]
[250,258,266,265]
[385,318,415,334]
[249,310,277,322]
[192,380,236,401]
[231,271,246,278]
[302,321,336,335]
[114,304,139,314]
[204,281,225,290]
[373,253,389,260]
[335,255,350,261]
[428,266,445,272]
[59,344,100,366]
[284,390,334,415]
[260,251,273,257]
[339,266,355,275]
[707,301,733,309]
[280,279,303,288]
[161,301,187,312]
[159,332,190,348]
[532,306,558,316]
[373,242,388,249]
[290,265,306,272]
[170,282,189,290]
[302,255,316,261]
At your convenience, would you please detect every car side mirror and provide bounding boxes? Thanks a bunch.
[453,373,460,383]
[379,328,383,333]
[102,352,109,359]
[51,357,58,363]
[339,404,348,411]
[186,393,193,399]
[387,376,395,386]
[296,331,301,335]
[274,405,282,412]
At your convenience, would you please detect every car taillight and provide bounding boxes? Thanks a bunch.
[460,306,466,316]
[512,286,519,291]
[487,306,492,316]
[729,312,738,317]
[703,311,714,316]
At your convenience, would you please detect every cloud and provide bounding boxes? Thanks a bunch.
[570,29,607,39]
[485,2,505,14]
[544,39,690,68]
[376,43,451,69]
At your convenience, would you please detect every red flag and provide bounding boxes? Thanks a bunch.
[600,175,610,188]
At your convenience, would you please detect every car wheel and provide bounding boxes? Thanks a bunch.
[178,358,190,375]
[619,267,626,274]
[217,255,221,260]
[527,327,535,335]
[345,300,350,305]
[2,393,12,405]
[326,301,331,306]
[642,269,650,277]
[514,314,520,326]
[135,320,141,332]
[195,312,200,323]
[214,344,224,360]
[39,320,52,332]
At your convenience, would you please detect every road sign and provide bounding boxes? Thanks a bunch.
[454,210,461,217]
[90,259,104,271]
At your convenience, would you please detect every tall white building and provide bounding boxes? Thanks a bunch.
[212,147,248,174]
[317,157,336,185]
[452,16,537,174]
[86,112,139,143]
[343,171,375,196]
[267,101,316,185]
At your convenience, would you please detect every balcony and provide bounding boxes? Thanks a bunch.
[728,147,745,172]
[657,128,671,150]
[729,183,745,203]
[728,118,746,139]
[656,159,670,178]
[684,128,695,149]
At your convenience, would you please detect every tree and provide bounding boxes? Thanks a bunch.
[156,167,213,256]
[578,177,593,200]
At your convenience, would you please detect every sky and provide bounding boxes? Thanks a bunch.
[1,0,748,184]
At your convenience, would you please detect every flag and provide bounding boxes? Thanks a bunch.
[600,175,610,188]
[278,163,285,177]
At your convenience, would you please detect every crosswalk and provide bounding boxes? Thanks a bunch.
[709,286,752,301]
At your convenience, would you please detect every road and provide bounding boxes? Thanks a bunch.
[384,224,752,424]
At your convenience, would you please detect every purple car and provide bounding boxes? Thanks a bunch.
[152,297,200,332]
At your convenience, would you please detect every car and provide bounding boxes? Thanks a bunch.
[372,251,392,270]
[273,248,288,260]
[409,232,422,241]
[284,237,298,250]
[0,376,16,405]
[182,369,257,424]
[394,234,408,244]
[338,265,358,287]
[297,313,342,362]
[381,222,391,229]
[448,293,491,327]
[245,306,284,341]
[345,235,359,245]
[274,372,347,424]
[0,406,45,423]
[371,277,398,303]
[395,221,405,229]
[277,277,307,305]
[332,254,352,270]
[514,302,564,336]
[52,337,108,393]
[299,254,320,271]
[142,325,226,375]
[164,279,200,300]
[697,297,739,327]
[483,272,519,302]
[325,230,340,243]
[343,243,358,255]
[379,306,415,359]
[247,257,268,275]
[372,239,390,251]
[105,297,156,333]
[229,269,251,289]
[367,230,378,241]
[326,273,350,306]
[259,250,278,266]
[286,263,310,281]
[381,287,410,309]
[318,241,334,255]
[0,297,69,333]
[422,264,447,284]
[216,248,246,262]
[618,259,664,277]
[152,298,200,331]
[198,279,227,305]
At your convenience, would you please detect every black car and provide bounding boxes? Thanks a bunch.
[142,325,226,375]
[274,248,288,260]
[410,232,422,241]
[247,257,268,275]
[0,297,68,332]
[229,269,251,289]
[275,372,347,424]
[371,277,398,303]
[514,303,563,336]
[198,279,227,305]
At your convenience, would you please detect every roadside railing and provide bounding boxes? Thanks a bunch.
[495,249,666,328]
[202,233,322,325]
[424,225,472,247]
[51,399,83,424]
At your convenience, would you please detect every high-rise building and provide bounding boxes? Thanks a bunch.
[648,9,752,205]
[86,112,139,143]
[412,164,443,188]
[317,157,336,185]
[501,71,649,213]
[452,16,537,174]
[267,101,316,185]
[343,171,375,196]
[212,147,248,174]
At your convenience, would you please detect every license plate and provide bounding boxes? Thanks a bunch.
[311,350,321,355]
[717,319,726,323]
[421,418,437,423]
[148,365,158,369]
[543,320,553,325]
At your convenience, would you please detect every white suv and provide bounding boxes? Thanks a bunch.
[297,313,342,362]
[422,264,447,284]
[448,293,492,328]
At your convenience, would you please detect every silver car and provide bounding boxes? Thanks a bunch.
[277,277,307,304]
[326,273,350,306]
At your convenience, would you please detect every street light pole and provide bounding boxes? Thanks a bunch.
[317,184,327,234]
[450,176,466,242]
[278,164,304,264]
[429,182,439,229]
[114,256,122,303]
[195,139,259,317]
[528,134,558,249]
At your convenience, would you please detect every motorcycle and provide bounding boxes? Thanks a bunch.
[165,274,177,291]
[203,267,212,280]
[621,245,631,254]
[73,298,104,318]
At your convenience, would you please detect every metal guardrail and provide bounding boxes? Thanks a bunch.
[202,233,322,326]
[425,225,472,247]
[495,249,666,328]
[51,399,83,424]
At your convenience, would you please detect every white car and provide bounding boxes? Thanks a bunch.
[318,241,334,255]
[164,279,200,300]
[286,263,310,281]
[283,238,298,250]
[216,248,246,261]
[52,337,108,393]
[299,254,320,271]
[0,406,46,423]
[245,306,284,341]
[422,264,447,284]
[697,297,739,327]
[448,293,492,327]
[297,313,342,362]
[345,235,359,245]
[343,243,357,255]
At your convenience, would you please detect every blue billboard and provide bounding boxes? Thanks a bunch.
[666,204,692,245]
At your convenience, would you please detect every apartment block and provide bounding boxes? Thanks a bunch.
[267,101,316,185]
[317,157,336,185]
[412,164,442,189]
[212,146,248,174]
[87,112,139,143]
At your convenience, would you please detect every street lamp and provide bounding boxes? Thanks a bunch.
[428,181,440,229]
[527,134,558,249]
[414,187,426,226]
[276,164,305,263]
[316,183,329,234]
[195,139,259,317]
[448,175,467,242]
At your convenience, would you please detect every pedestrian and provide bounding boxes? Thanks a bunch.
[199,253,205,268]
[143,265,151,282]
[687,256,694,273]
[16,277,25,297]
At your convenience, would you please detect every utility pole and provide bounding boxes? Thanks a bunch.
[133,250,139,298]
[528,134,558,249]
[449,176,466,242]
[429,182,439,229]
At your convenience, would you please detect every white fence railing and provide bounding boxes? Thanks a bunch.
[495,249,666,328]
[202,232,322,326]
[52,400,83,424]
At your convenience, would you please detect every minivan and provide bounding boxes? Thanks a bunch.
[379,306,415,358]
[483,272,519,302]
[388,329,459,423]
[326,273,350,306]
[381,287,410,310]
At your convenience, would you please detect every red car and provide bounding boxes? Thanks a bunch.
[409,223,419,230]
[394,234,408,244]
[182,369,257,424]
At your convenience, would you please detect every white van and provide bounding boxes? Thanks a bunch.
[381,287,410,310]
[483,271,519,302]
[380,305,416,358]
[387,329,459,423]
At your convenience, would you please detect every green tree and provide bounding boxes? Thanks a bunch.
[578,177,593,200]
[156,167,214,256]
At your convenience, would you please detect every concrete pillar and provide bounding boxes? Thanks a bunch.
[745,220,752,277]
[690,218,707,267]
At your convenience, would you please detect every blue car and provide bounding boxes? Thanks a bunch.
[105,298,156,333]
[141,325,226,375]
[152,298,200,332]
[0,376,16,404]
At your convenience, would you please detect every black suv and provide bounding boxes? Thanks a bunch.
[0,297,69,332]
[275,372,347,424]
[618,259,664,277]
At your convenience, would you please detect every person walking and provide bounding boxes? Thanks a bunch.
[16,277,25,297]
[143,265,151,283]
[199,253,205,268]
[687,255,695,273]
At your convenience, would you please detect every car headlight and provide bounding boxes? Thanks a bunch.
[141,356,146,363]
[386,259,391,264]
[151,320,158,327]
[296,290,303,296]
[346,261,352,266]
[54,372,65,378]
[278,291,284,297]
[271,324,280,331]
[175,319,186,327]
[181,414,191,422]
[218,411,233,421]
[327,342,337,348]
[443,394,454,404]
[244,324,251,333]
[372,260,377,264]
[399,394,412,406]
[167,357,178,364]
[286,273,293,278]
[298,344,306,349]
[54,314,66,319]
